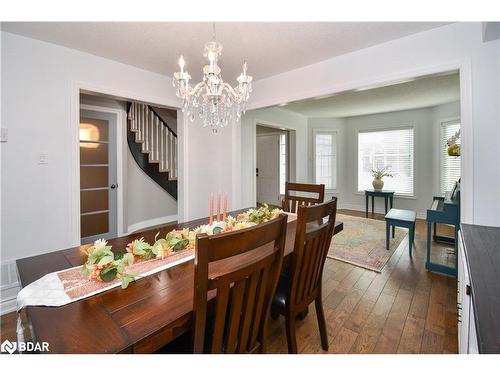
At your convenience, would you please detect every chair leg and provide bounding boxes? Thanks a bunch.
[285,314,298,354]
[315,297,329,351]
[270,305,280,320]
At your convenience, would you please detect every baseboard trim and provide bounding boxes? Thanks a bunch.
[127,214,178,235]
[1,282,20,316]
[0,292,18,316]
[338,203,426,220]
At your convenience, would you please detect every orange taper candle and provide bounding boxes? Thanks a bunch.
[217,192,221,222]
[209,192,214,225]
[223,192,228,221]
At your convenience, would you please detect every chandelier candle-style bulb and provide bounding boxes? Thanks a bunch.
[172,26,253,134]
[179,56,185,73]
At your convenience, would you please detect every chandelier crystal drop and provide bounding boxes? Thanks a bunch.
[172,26,253,134]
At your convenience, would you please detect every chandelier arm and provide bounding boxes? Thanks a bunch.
[222,82,247,103]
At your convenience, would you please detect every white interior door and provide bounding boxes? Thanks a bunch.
[256,134,280,206]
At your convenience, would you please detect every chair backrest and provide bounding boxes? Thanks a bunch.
[288,198,337,311]
[193,214,288,353]
[282,182,325,213]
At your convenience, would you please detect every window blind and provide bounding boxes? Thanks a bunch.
[315,132,337,190]
[440,121,461,194]
[357,128,414,196]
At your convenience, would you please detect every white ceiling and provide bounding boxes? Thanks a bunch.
[282,72,460,118]
[1,22,450,82]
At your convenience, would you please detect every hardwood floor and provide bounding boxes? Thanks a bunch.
[267,209,458,354]
[0,209,458,354]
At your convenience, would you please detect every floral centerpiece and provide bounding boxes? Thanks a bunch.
[371,167,394,191]
[81,204,282,288]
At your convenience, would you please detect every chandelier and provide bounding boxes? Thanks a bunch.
[172,24,253,133]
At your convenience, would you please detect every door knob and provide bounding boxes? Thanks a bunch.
[110,184,117,189]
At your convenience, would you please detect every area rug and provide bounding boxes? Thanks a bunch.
[328,214,408,272]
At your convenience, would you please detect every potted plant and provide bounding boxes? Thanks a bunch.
[371,167,394,191]
[446,129,461,157]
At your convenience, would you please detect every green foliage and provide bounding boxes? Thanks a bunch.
[371,167,394,180]
[100,266,118,282]
[121,275,135,289]
[132,238,152,256]
[171,238,189,251]
[114,252,124,260]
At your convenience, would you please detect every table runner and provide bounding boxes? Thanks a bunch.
[16,249,194,310]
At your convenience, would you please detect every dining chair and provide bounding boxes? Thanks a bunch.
[192,214,288,354]
[281,182,325,213]
[271,198,337,353]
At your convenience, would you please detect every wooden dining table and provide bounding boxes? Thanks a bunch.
[16,209,343,353]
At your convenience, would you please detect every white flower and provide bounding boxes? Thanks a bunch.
[93,239,108,250]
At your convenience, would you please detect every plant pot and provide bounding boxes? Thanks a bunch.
[372,178,384,191]
[447,144,460,157]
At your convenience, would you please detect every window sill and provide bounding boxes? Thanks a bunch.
[355,192,417,200]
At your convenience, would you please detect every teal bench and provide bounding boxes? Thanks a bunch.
[384,208,417,256]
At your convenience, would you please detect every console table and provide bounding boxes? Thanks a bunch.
[364,189,395,217]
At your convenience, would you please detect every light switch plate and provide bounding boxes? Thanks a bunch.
[0,128,7,142]
[39,153,49,164]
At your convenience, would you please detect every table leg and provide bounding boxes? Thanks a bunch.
[390,195,393,209]
[409,224,415,257]
[392,225,395,238]
[427,222,432,266]
[371,196,374,216]
[386,221,390,250]
[384,197,388,214]
[365,194,368,218]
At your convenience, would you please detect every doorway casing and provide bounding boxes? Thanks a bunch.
[70,81,182,246]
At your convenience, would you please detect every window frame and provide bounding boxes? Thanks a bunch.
[439,118,461,195]
[356,125,416,198]
[313,129,338,191]
[279,132,289,196]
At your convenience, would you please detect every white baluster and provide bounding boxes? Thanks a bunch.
[159,123,165,171]
[136,104,143,142]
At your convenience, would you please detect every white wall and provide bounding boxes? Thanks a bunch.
[179,114,239,221]
[0,31,181,263]
[0,31,185,313]
[320,104,460,218]
[126,155,177,231]
[240,107,308,207]
[248,22,500,226]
